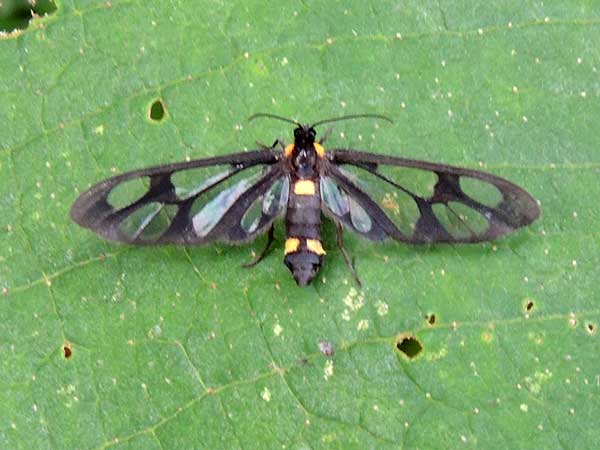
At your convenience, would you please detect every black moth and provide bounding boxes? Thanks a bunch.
[71,114,540,287]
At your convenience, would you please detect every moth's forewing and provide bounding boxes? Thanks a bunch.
[70,149,286,245]
[324,150,539,243]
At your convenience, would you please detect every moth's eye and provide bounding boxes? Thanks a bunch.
[309,128,316,138]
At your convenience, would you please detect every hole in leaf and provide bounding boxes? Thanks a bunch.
[0,0,57,33]
[426,314,436,326]
[586,323,596,335]
[396,334,423,359]
[63,343,72,359]
[525,299,535,313]
[149,99,166,121]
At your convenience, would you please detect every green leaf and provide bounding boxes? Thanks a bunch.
[1,1,599,449]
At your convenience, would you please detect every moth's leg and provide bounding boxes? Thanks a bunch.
[319,127,333,144]
[243,225,275,268]
[274,139,286,151]
[335,223,363,288]
[255,139,286,151]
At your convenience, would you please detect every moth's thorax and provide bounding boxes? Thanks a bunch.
[283,125,325,179]
[292,146,318,179]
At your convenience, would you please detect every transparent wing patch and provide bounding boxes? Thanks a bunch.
[321,175,376,237]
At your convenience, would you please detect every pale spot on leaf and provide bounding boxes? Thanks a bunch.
[324,359,334,380]
[260,387,271,402]
[357,319,369,331]
[376,301,388,316]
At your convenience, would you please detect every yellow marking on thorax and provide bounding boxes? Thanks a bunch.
[284,238,300,255]
[294,179,316,195]
[306,239,326,256]
[284,144,294,158]
[314,142,325,157]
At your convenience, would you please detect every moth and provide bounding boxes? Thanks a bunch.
[71,114,540,286]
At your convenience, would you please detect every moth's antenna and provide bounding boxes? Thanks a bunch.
[248,113,301,126]
[311,114,393,128]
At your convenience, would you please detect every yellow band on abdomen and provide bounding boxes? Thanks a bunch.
[306,239,326,256]
[294,179,316,195]
[284,238,300,255]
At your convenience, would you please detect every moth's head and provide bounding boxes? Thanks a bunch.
[293,125,317,147]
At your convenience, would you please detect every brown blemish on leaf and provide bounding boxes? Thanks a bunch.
[318,340,334,357]
[63,342,72,359]
[426,313,436,326]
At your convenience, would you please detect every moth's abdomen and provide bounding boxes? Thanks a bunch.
[284,177,325,286]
